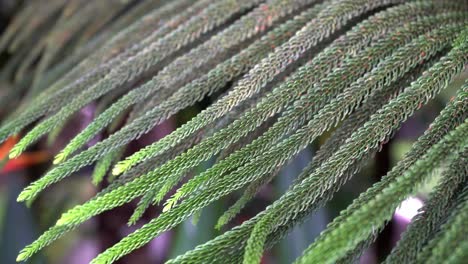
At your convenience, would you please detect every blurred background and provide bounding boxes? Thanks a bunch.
[0,1,466,263]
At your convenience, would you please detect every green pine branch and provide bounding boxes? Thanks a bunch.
[0,1,466,263]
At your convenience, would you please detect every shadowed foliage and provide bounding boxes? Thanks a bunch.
[0,0,466,263]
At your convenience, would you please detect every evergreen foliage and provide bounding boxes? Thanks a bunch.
[0,0,466,263]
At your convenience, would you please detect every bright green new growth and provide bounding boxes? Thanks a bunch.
[1,0,467,263]
[74,24,467,264]
[50,0,436,229]
[15,0,327,204]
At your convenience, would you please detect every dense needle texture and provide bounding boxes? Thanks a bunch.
[0,0,466,263]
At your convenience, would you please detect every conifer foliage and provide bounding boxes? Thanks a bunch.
[0,0,467,263]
